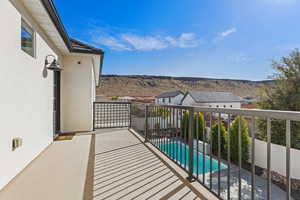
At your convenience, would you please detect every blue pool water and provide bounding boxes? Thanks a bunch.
[159,142,227,174]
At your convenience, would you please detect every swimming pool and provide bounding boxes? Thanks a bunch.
[159,142,227,174]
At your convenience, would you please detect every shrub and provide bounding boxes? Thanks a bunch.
[228,116,250,163]
[181,111,189,143]
[210,121,227,158]
[194,112,205,141]
[181,111,205,142]
[111,96,118,100]
[156,107,170,118]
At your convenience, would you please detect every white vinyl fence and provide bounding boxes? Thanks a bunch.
[253,139,300,179]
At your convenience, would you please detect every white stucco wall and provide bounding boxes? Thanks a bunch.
[61,55,94,133]
[0,0,60,189]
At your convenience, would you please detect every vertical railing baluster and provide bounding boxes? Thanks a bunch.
[286,120,291,200]
[168,107,171,156]
[158,106,161,149]
[157,106,159,147]
[267,118,272,200]
[218,112,221,196]
[154,106,156,145]
[176,108,179,162]
[251,116,256,200]
[164,107,167,152]
[227,114,231,200]
[145,105,148,142]
[238,115,242,200]
[173,107,175,160]
[203,113,206,184]
[184,110,187,169]
[188,107,194,181]
[210,112,213,190]
[129,103,132,128]
[180,109,183,167]
[170,107,172,156]
[196,114,199,179]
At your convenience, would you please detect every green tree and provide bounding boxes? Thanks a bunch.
[228,116,250,163]
[210,121,227,158]
[257,49,300,149]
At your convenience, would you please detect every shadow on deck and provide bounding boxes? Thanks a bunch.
[93,128,201,200]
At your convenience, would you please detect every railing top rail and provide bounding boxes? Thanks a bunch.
[94,101,132,104]
[149,104,300,121]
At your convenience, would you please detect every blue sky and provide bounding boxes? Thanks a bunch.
[54,0,300,80]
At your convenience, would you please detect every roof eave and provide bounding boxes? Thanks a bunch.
[40,0,104,56]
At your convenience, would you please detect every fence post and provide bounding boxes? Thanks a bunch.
[145,105,149,142]
[188,107,194,181]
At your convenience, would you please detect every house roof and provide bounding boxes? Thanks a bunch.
[70,39,104,55]
[40,0,104,55]
[186,91,243,103]
[156,90,183,98]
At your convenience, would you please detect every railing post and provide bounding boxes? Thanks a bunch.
[188,107,194,181]
[145,105,149,142]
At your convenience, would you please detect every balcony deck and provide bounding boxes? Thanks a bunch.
[0,128,217,200]
[93,128,208,200]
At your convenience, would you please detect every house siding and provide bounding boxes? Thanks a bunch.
[181,94,241,108]
[155,94,184,105]
[0,0,60,189]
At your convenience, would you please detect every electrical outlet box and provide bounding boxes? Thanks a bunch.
[12,138,23,151]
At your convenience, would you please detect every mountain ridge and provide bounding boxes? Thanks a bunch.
[97,75,276,98]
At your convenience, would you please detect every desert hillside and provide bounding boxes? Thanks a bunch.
[96,75,276,98]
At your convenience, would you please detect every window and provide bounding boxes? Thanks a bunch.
[21,19,35,57]
[230,105,233,108]
[169,97,171,103]
[162,98,165,103]
[224,105,226,108]
[216,105,219,108]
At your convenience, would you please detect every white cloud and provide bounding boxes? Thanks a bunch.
[227,54,252,64]
[94,36,131,51]
[220,28,237,38]
[92,32,200,51]
[166,33,199,48]
[265,0,296,5]
[121,34,168,51]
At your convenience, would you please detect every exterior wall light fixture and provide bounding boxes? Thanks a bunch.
[45,55,62,71]
[43,55,62,78]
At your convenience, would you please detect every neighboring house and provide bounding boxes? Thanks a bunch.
[181,91,243,109]
[0,0,104,190]
[155,90,184,105]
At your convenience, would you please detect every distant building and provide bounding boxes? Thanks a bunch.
[118,96,136,102]
[181,91,243,109]
[155,90,184,105]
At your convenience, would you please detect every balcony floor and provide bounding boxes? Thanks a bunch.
[93,128,203,200]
